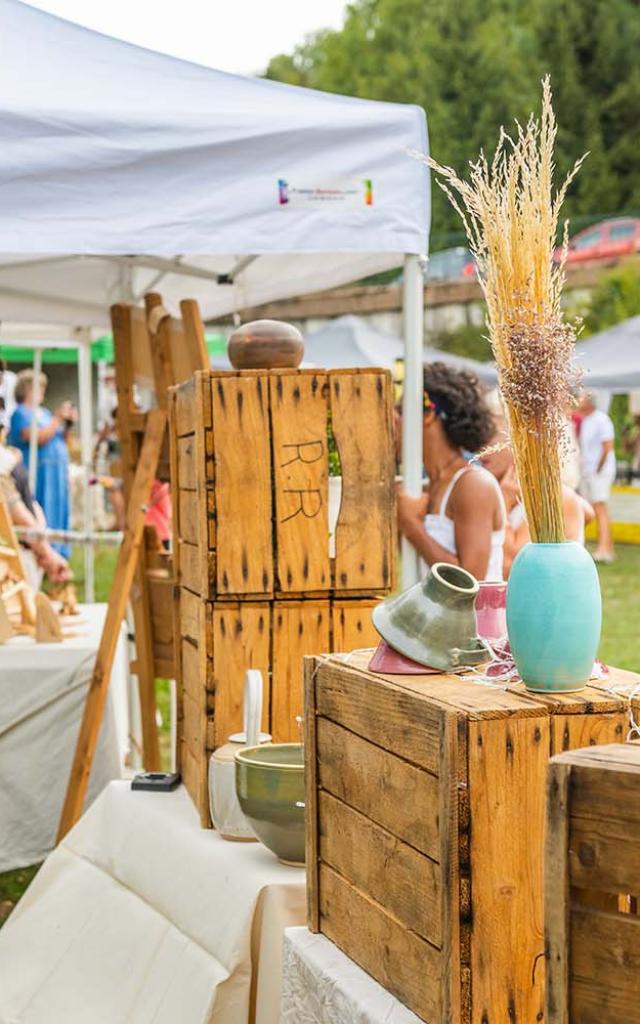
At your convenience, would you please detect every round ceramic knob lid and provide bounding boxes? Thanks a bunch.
[227,319,304,370]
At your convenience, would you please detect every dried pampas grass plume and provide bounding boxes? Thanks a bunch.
[414,77,586,542]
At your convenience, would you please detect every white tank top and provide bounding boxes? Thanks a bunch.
[424,466,506,582]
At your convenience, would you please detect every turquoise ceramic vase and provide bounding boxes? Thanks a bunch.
[506,542,602,692]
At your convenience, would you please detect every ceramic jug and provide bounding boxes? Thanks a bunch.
[209,670,271,840]
[372,562,490,671]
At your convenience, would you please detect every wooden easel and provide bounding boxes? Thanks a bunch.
[56,296,209,839]
[111,294,209,767]
[57,408,167,840]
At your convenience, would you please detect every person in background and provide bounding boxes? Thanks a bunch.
[8,370,74,559]
[622,413,640,482]
[145,480,172,551]
[396,363,505,581]
[0,443,71,588]
[577,390,616,563]
[561,404,581,491]
[481,412,595,576]
[0,359,16,432]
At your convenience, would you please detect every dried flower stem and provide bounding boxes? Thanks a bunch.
[417,77,586,542]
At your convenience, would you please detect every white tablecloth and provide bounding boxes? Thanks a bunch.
[281,928,423,1024]
[0,604,129,871]
[0,780,306,1024]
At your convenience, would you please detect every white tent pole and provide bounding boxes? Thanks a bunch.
[401,254,424,589]
[77,332,94,602]
[28,349,42,495]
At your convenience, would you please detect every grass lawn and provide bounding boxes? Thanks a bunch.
[591,544,640,673]
[2,542,639,927]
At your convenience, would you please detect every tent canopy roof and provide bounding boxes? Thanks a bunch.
[577,316,640,391]
[0,0,429,326]
[302,314,497,381]
[304,315,404,369]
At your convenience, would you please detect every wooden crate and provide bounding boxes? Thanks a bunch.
[304,652,640,1023]
[546,742,640,1024]
[175,595,381,826]
[169,367,396,599]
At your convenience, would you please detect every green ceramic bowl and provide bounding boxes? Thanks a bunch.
[235,743,305,865]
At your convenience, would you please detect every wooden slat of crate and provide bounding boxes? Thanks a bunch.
[318,790,442,945]
[468,715,548,1024]
[311,657,443,774]
[550,711,627,753]
[569,813,640,893]
[179,587,201,644]
[331,599,380,652]
[344,649,545,725]
[317,716,440,860]
[176,434,198,490]
[211,602,271,748]
[174,377,197,436]
[270,371,330,593]
[319,863,442,1023]
[546,743,640,1024]
[178,541,215,596]
[272,600,329,742]
[177,489,200,546]
[175,488,214,550]
[192,373,213,598]
[571,907,640,1021]
[180,634,208,825]
[168,391,183,775]
[211,373,273,597]
[329,369,396,593]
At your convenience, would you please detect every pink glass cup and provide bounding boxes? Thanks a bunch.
[475,581,508,646]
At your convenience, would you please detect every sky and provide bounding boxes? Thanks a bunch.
[25,0,348,75]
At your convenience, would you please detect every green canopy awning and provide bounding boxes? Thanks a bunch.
[0,333,228,365]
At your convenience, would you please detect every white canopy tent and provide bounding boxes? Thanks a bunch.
[304,315,498,383]
[577,316,640,392]
[0,0,430,586]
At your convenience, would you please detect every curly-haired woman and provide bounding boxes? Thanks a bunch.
[396,362,506,581]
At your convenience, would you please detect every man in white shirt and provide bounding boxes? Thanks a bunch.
[578,391,616,562]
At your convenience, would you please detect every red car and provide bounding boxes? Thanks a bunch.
[555,218,640,264]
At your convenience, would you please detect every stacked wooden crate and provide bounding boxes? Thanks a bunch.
[169,367,396,825]
[111,295,209,767]
[546,742,640,1024]
[304,651,640,1023]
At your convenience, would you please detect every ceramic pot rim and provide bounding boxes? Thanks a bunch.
[432,562,479,595]
[235,742,304,770]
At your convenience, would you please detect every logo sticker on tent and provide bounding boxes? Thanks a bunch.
[278,179,373,207]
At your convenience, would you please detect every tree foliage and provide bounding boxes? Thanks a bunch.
[582,259,640,336]
[266,0,640,244]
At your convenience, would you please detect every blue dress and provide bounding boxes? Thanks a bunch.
[9,404,70,558]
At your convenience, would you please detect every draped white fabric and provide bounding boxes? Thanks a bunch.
[0,604,128,872]
[0,781,306,1023]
